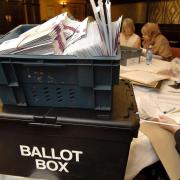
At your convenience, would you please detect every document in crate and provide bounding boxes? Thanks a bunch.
[120,71,170,87]
[0,0,122,57]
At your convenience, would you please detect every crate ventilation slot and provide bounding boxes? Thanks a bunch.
[56,88,63,103]
[69,89,75,102]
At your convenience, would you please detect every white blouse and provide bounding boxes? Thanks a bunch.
[119,33,140,48]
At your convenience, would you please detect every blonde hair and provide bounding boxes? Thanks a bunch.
[122,18,135,35]
[87,16,95,22]
[141,23,160,39]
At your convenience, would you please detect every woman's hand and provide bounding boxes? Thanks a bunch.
[158,115,180,134]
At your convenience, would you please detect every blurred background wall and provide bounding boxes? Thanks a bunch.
[0,0,180,46]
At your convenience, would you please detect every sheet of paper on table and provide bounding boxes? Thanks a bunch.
[120,70,169,85]
[120,57,171,74]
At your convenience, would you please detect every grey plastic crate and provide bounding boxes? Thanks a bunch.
[0,24,37,44]
[0,25,120,111]
[120,46,141,66]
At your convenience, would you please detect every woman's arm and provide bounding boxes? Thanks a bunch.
[152,35,172,60]
[133,36,141,49]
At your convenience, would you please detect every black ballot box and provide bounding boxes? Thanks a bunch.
[0,80,139,180]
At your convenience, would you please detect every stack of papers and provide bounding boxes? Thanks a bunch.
[121,58,171,74]
[65,17,88,48]
[63,21,106,57]
[64,0,122,57]
[0,13,89,56]
[0,13,68,55]
[120,71,170,88]
[0,0,122,57]
[90,0,122,56]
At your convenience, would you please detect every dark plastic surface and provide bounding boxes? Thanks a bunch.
[0,80,140,180]
[120,46,141,66]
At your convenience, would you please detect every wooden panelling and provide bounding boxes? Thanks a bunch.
[0,0,40,34]
[39,0,86,21]
[148,0,180,24]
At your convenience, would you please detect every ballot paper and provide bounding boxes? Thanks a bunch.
[65,17,88,48]
[63,16,83,40]
[133,84,180,124]
[112,16,122,55]
[121,57,171,74]
[120,70,169,85]
[0,13,68,55]
[0,0,122,57]
[106,0,113,55]
[90,0,122,56]
[63,22,106,57]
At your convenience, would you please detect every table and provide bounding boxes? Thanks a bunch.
[0,58,179,180]
[125,80,180,179]
[120,56,171,74]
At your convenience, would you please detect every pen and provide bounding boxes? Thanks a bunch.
[141,119,180,127]
[163,107,176,114]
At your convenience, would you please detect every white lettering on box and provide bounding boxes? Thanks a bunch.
[46,160,59,172]
[20,145,31,156]
[51,148,61,160]
[60,149,73,161]
[58,162,69,173]
[19,145,83,173]
[72,150,83,162]
[31,146,42,158]
[42,147,51,159]
[36,159,46,170]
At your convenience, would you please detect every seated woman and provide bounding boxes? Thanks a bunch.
[119,18,141,48]
[141,23,172,61]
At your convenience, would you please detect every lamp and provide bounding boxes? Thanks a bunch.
[59,1,67,7]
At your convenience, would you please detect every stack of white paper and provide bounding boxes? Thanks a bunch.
[0,13,67,55]
[90,0,122,56]
[63,17,85,40]
[63,0,122,58]
[63,22,106,57]
[0,13,89,56]
[120,70,169,87]
[0,0,121,57]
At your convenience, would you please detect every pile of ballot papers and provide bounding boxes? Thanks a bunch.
[0,0,122,57]
[120,70,170,88]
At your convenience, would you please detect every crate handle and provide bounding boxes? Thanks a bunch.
[22,63,94,67]
[28,122,62,128]
[33,115,57,124]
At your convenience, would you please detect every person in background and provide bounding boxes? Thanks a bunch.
[141,23,172,61]
[87,16,95,23]
[158,115,180,154]
[118,18,141,49]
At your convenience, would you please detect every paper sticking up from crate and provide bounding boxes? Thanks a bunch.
[0,0,122,57]
[0,13,68,55]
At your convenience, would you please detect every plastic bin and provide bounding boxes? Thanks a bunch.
[0,25,120,111]
[0,80,140,180]
[0,24,36,44]
[120,46,141,66]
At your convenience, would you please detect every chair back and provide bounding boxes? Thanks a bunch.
[171,47,180,58]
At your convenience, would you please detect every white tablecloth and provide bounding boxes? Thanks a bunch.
[125,80,180,179]
[125,131,158,180]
